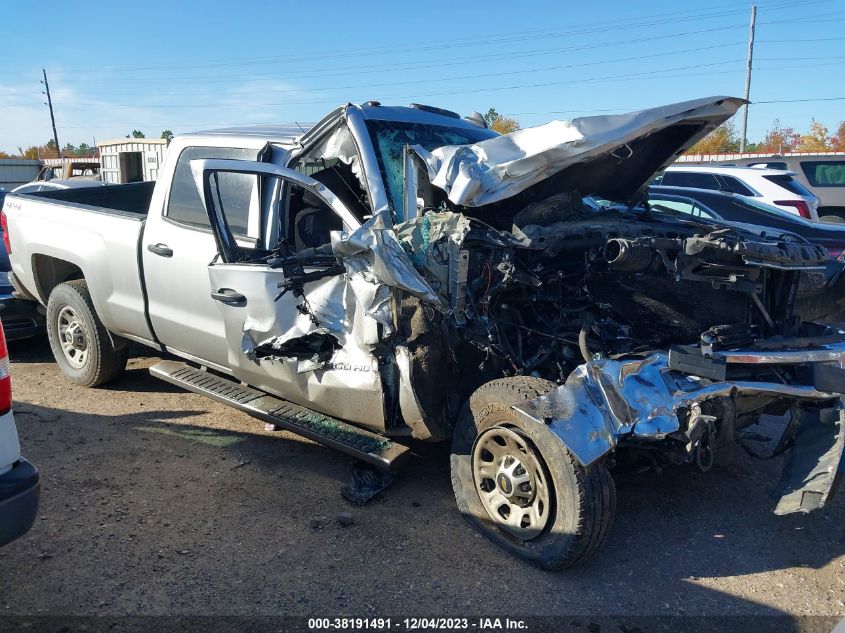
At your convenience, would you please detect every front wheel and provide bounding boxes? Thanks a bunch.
[451,377,616,570]
[46,280,128,387]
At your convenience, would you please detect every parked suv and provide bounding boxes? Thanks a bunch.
[0,320,40,546]
[655,165,820,220]
[716,156,845,223]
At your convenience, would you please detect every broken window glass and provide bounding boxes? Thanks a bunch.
[289,124,370,222]
[365,120,497,220]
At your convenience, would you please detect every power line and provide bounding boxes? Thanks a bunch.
[57,34,844,95]
[59,0,823,75]
[50,92,845,132]
[57,24,752,86]
[52,3,835,87]
[507,96,845,116]
[755,96,845,103]
[63,59,746,109]
[59,42,749,98]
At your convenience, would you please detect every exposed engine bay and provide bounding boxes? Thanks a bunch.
[395,202,829,381]
[389,201,844,515]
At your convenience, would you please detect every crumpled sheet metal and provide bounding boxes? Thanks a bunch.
[241,271,350,369]
[513,353,840,468]
[395,211,472,304]
[412,96,745,207]
[331,211,443,329]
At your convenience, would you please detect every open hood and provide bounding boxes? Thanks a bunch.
[413,96,745,208]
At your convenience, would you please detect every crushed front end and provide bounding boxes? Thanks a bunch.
[390,206,845,515]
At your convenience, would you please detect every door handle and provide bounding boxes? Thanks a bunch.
[211,288,246,304]
[147,243,173,257]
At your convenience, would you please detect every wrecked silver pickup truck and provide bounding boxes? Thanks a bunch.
[5,96,844,569]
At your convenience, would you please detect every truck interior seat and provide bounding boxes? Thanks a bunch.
[293,190,343,251]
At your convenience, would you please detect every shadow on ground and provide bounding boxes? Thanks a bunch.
[0,356,842,626]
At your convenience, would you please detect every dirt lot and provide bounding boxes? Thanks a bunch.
[1,338,844,624]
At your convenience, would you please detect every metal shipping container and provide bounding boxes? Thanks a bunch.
[97,139,168,183]
[0,159,42,191]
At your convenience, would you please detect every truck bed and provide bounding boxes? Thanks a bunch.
[31,181,154,217]
[4,182,155,344]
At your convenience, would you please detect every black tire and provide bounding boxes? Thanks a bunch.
[46,280,128,387]
[451,377,616,570]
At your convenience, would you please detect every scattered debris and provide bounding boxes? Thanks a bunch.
[229,459,252,471]
[340,465,396,506]
[337,512,354,527]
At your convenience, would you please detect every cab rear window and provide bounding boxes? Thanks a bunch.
[166,146,259,234]
[800,161,845,187]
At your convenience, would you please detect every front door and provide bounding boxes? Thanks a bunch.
[194,159,387,431]
[143,145,262,371]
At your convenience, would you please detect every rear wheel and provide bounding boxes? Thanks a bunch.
[451,377,616,570]
[46,280,128,387]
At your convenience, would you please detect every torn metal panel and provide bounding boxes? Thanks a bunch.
[331,212,443,330]
[513,353,843,468]
[774,404,844,514]
[208,263,386,431]
[394,345,431,440]
[394,211,471,314]
[414,96,745,207]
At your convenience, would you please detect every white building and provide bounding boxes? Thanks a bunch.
[0,159,41,190]
[97,138,169,183]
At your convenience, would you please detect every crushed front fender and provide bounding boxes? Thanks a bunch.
[512,351,844,514]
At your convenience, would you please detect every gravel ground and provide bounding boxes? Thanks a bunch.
[1,338,843,624]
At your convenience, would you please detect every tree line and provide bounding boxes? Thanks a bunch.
[0,130,175,160]
[688,118,845,155]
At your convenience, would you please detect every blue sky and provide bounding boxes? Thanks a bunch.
[1,0,843,153]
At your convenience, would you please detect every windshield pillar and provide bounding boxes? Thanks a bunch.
[344,106,393,226]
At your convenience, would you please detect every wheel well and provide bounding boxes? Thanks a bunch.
[32,254,84,303]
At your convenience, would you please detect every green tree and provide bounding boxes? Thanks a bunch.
[76,143,93,156]
[160,129,174,142]
[126,130,145,139]
[63,143,77,156]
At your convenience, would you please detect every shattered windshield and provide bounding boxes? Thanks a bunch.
[365,120,497,220]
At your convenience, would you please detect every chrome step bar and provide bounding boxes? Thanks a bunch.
[149,360,410,471]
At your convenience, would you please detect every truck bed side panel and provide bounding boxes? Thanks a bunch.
[4,194,154,342]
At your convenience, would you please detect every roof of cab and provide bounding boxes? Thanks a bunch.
[183,124,312,144]
[354,102,493,133]
[185,102,491,144]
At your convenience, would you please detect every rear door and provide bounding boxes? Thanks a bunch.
[193,159,387,431]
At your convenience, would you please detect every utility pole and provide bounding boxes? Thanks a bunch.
[740,4,757,153]
[41,68,61,158]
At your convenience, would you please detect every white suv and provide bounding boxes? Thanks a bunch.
[656,165,821,220]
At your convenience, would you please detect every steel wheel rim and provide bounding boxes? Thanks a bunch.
[472,426,551,540]
[57,306,88,368]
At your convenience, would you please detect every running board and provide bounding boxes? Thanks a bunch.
[149,360,410,471]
